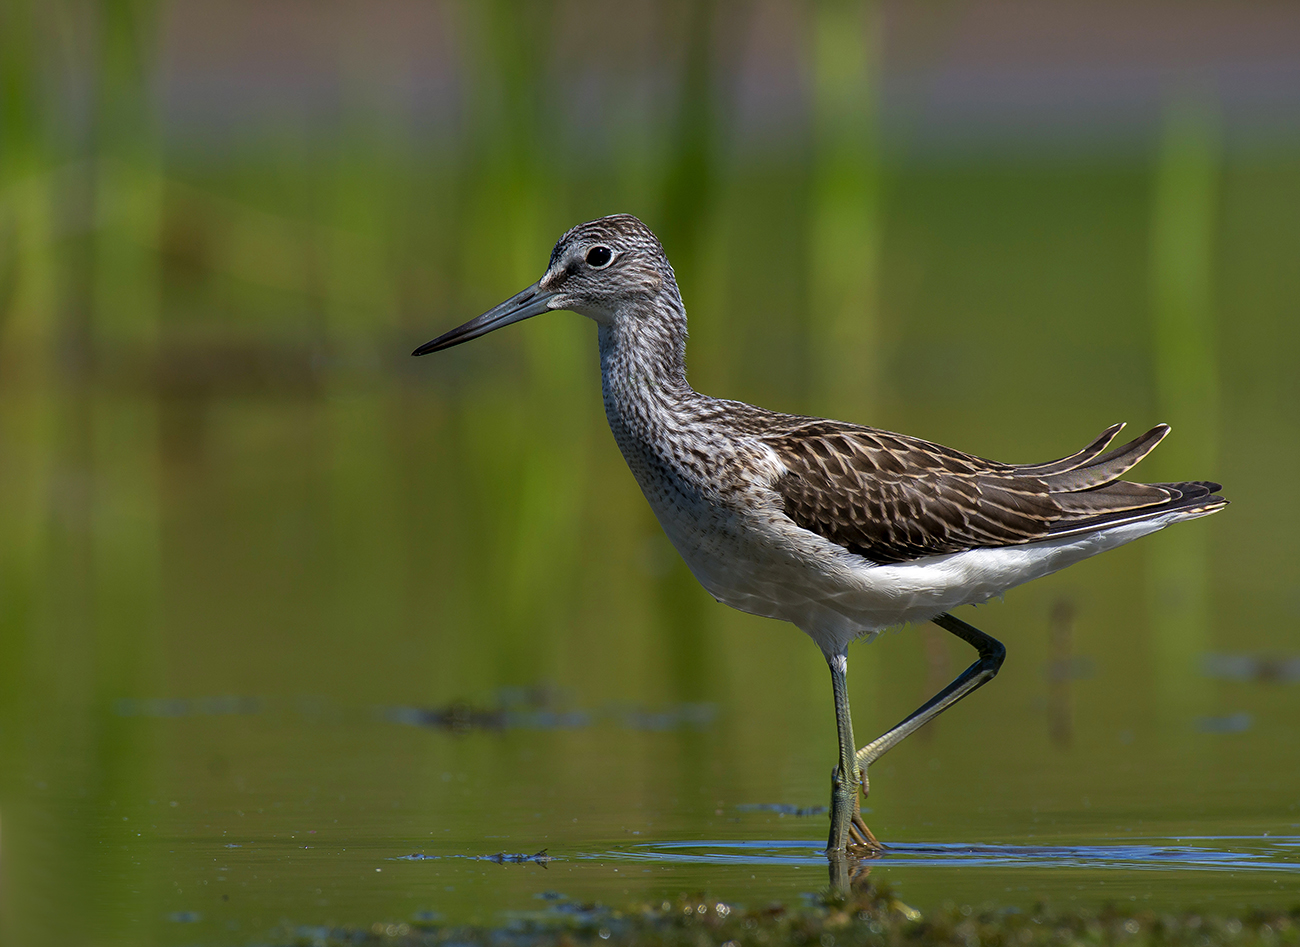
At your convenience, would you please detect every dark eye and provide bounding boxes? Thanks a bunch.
[585,245,613,268]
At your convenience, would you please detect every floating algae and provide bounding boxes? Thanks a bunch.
[271,882,1300,947]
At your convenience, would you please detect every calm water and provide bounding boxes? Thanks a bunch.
[3,93,1300,947]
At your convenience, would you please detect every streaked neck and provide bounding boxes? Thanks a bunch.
[597,295,692,399]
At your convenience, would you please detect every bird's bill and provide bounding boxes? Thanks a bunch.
[412,282,556,356]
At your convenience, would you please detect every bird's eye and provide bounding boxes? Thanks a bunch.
[585,245,613,268]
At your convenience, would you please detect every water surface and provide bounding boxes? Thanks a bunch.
[2,42,1298,944]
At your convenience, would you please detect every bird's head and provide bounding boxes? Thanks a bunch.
[413,214,677,356]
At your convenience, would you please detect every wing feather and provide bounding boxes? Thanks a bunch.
[1013,422,1126,476]
[767,421,1224,564]
[1037,424,1169,492]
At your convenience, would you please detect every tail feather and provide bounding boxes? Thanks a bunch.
[1052,480,1173,516]
[1033,425,1224,539]
[1047,478,1227,539]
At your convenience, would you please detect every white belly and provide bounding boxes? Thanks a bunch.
[647,484,1199,658]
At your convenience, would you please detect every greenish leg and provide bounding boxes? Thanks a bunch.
[826,652,855,853]
[827,652,880,854]
[827,613,1005,861]
[853,612,1006,779]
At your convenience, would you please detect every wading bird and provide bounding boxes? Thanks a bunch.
[414,214,1226,856]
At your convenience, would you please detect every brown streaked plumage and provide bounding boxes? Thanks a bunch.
[413,213,1228,870]
[768,420,1222,565]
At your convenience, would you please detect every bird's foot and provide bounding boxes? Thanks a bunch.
[848,812,884,855]
[847,763,884,855]
[830,764,887,856]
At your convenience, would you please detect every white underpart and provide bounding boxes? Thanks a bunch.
[657,494,1212,660]
[630,441,1216,659]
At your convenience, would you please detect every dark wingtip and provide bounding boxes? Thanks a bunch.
[411,336,449,357]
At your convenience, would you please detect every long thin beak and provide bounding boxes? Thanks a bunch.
[412,282,556,356]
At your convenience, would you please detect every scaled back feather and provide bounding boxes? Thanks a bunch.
[768,422,1225,565]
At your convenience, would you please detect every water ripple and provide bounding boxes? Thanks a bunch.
[595,837,1300,874]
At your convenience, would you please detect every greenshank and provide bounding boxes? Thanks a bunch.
[414,214,1227,856]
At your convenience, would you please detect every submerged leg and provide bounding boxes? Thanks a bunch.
[826,653,858,853]
[827,613,1003,856]
[826,653,884,855]
[854,612,1005,776]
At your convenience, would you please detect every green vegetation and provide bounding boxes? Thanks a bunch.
[2,2,1299,945]
[278,885,1300,947]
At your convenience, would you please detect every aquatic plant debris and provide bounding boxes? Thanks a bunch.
[479,848,551,867]
[385,700,713,733]
[108,691,715,733]
[1196,712,1254,733]
[270,883,1300,947]
[393,851,553,866]
[1203,653,1300,683]
[736,803,830,817]
[385,702,509,732]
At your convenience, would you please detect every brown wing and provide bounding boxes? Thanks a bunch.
[768,421,1220,564]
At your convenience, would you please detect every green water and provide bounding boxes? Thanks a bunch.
[2,6,1300,942]
[3,151,1299,945]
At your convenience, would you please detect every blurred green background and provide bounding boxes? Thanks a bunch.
[2,1,1299,944]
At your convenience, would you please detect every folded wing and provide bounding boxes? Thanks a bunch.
[768,421,1225,564]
